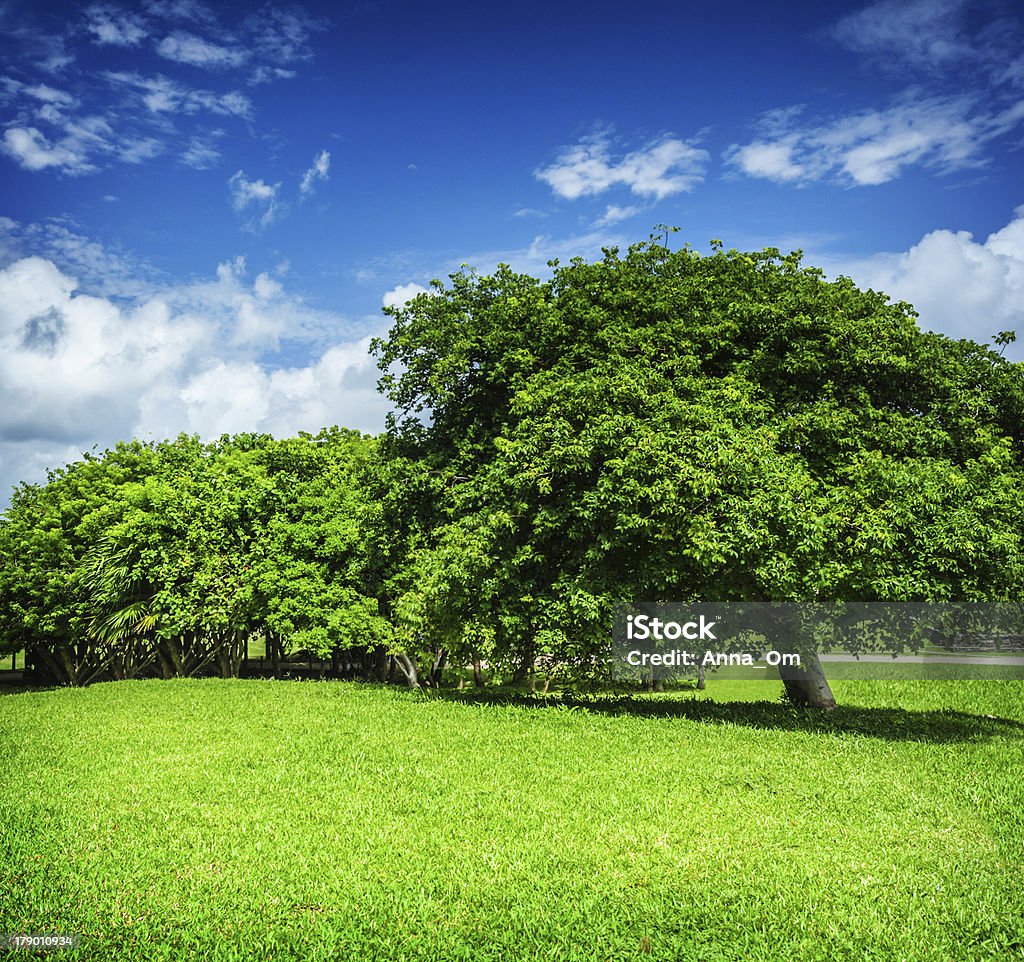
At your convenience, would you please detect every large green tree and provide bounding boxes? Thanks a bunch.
[373,236,1024,707]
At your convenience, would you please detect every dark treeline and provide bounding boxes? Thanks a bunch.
[3,236,1024,705]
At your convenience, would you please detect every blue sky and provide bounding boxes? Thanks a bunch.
[1,0,1022,504]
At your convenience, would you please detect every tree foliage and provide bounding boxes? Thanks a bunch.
[372,237,1024,703]
[3,234,1022,702]
[0,430,387,684]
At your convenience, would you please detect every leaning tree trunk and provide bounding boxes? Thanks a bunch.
[392,652,420,688]
[779,652,836,709]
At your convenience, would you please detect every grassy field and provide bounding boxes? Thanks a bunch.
[2,678,1022,961]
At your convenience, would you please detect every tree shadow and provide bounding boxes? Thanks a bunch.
[0,681,59,697]
[430,689,1024,744]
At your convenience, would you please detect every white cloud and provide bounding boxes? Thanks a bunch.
[174,340,384,440]
[2,220,161,297]
[299,148,330,195]
[1,126,94,174]
[181,133,222,168]
[1,6,318,182]
[245,7,326,65]
[36,35,75,74]
[825,205,1024,351]
[249,66,298,85]
[156,31,248,68]
[456,229,628,280]
[827,0,1024,117]
[104,71,253,119]
[84,4,148,46]
[0,256,206,446]
[726,95,1014,186]
[0,249,391,505]
[118,137,163,164]
[0,100,170,175]
[725,139,806,183]
[22,84,75,106]
[835,0,969,60]
[593,204,643,227]
[145,0,217,25]
[228,170,281,229]
[382,283,430,308]
[536,132,709,201]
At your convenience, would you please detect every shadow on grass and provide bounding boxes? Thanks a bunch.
[429,689,1024,744]
[3,675,1022,743]
[0,682,45,696]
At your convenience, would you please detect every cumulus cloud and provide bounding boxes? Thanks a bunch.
[0,256,207,446]
[382,283,430,308]
[0,219,162,297]
[828,205,1024,351]
[535,131,709,201]
[725,95,1017,186]
[299,148,330,195]
[174,340,382,439]
[726,139,806,183]
[0,249,390,504]
[228,170,281,229]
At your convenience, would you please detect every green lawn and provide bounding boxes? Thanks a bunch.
[2,678,1022,961]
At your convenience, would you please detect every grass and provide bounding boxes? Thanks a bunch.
[2,678,1023,961]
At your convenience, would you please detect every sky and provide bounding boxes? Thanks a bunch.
[0,0,1022,506]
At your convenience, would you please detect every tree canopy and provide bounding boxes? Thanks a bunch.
[3,234,1022,703]
[0,429,388,685]
[372,236,1024,703]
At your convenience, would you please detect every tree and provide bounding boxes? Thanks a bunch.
[0,440,172,684]
[372,236,1024,707]
[251,428,392,677]
[0,430,392,685]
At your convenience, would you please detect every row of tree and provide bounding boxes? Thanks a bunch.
[0,430,390,685]
[2,236,1023,705]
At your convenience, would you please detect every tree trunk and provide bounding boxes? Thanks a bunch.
[392,652,420,687]
[427,648,447,687]
[270,633,281,679]
[779,652,836,709]
[372,645,389,683]
[472,654,485,687]
[32,646,64,685]
[510,647,533,685]
[696,665,706,690]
